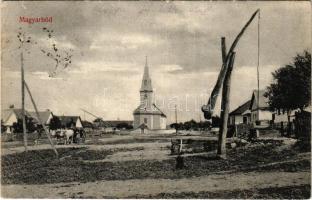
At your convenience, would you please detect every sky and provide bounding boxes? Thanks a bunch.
[1,1,311,123]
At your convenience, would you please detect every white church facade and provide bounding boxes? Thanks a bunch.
[133,58,167,130]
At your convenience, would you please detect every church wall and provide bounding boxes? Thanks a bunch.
[160,116,167,129]
[134,114,167,130]
[152,115,160,129]
[134,114,154,129]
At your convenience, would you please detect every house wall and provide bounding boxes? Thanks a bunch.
[229,115,249,125]
[46,113,53,125]
[4,113,17,126]
[251,110,272,126]
[76,119,83,128]
[274,112,295,123]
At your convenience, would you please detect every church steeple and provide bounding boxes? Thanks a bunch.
[140,56,153,92]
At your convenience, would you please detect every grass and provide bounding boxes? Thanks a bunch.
[1,141,310,185]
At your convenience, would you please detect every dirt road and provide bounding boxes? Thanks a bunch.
[2,171,310,198]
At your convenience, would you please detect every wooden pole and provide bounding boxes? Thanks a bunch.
[257,11,261,122]
[217,51,236,158]
[21,51,28,152]
[202,9,260,120]
[221,37,227,64]
[175,104,178,134]
[24,81,59,158]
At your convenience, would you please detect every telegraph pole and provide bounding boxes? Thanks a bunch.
[257,11,261,122]
[21,51,27,152]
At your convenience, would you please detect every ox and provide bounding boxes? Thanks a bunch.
[51,129,75,144]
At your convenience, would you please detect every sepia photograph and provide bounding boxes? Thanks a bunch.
[1,1,311,198]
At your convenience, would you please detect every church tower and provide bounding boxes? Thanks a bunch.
[140,56,153,111]
[133,57,167,130]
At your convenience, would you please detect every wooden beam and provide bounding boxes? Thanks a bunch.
[202,9,260,120]
[217,51,236,158]
[221,37,227,64]
[24,81,59,158]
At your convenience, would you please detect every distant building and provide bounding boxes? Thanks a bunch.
[103,120,133,129]
[133,57,167,130]
[229,100,251,125]
[57,116,83,129]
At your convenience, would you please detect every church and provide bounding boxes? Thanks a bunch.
[133,57,167,130]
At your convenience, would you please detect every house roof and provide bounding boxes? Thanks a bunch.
[250,89,269,110]
[1,110,13,123]
[81,120,93,128]
[57,116,82,127]
[93,118,110,127]
[102,120,133,127]
[1,109,32,123]
[29,111,53,124]
[230,100,251,116]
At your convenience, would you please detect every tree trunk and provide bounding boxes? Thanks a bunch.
[217,52,236,158]
[21,51,28,152]
[24,81,59,159]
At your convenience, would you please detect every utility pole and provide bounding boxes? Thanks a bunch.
[21,51,27,152]
[257,11,261,122]
[175,104,178,134]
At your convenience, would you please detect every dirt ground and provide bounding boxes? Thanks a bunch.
[1,132,311,198]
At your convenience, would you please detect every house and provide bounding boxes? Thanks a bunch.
[81,120,94,129]
[57,116,83,129]
[1,108,32,133]
[29,110,54,127]
[249,90,273,127]
[229,100,251,125]
[93,118,110,130]
[102,120,133,130]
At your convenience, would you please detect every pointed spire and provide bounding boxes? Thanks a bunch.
[143,55,149,78]
[140,56,153,92]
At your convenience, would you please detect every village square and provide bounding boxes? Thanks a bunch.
[1,1,311,199]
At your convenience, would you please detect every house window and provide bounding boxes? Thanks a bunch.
[144,118,148,124]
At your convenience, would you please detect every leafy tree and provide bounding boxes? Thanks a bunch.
[12,117,36,133]
[265,51,311,114]
[1,120,7,133]
[49,116,61,130]
[116,122,133,130]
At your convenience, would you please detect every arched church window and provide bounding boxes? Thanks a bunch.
[144,80,147,85]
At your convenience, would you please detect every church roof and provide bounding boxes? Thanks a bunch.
[133,103,166,117]
[140,56,153,92]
